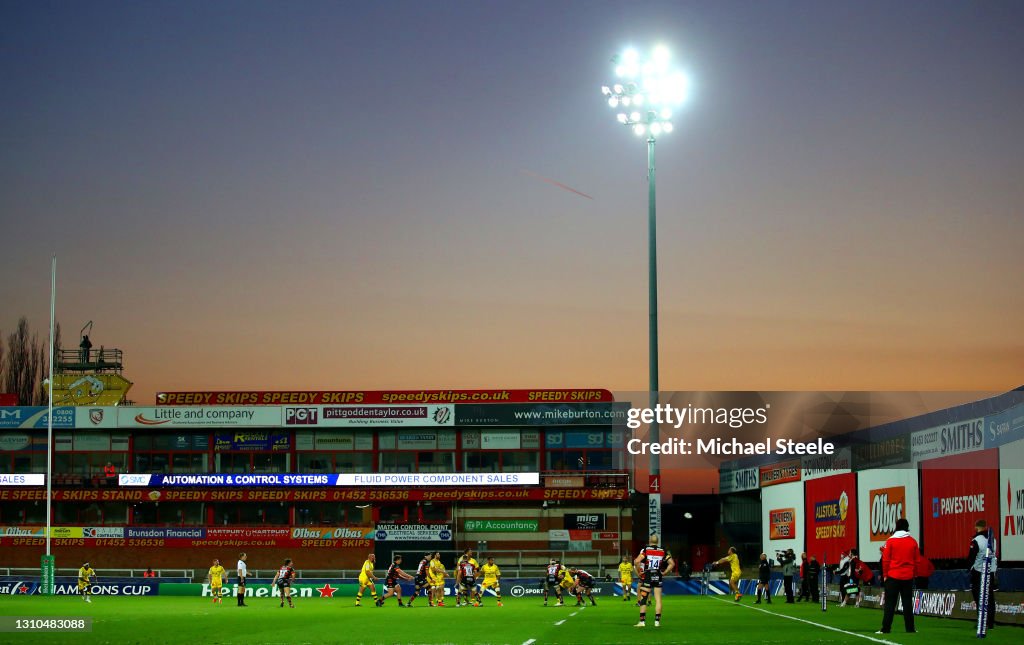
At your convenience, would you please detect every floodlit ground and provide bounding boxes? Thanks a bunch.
[0,594,1017,644]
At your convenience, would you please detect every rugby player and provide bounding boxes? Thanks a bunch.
[568,567,598,606]
[207,558,227,604]
[542,559,564,607]
[409,552,432,607]
[355,553,378,606]
[271,558,296,608]
[428,552,447,607]
[78,561,95,603]
[377,555,413,607]
[480,556,503,606]
[236,553,248,607]
[634,535,673,628]
[715,547,742,602]
[455,554,481,607]
[557,561,575,599]
[618,555,635,601]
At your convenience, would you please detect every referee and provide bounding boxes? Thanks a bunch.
[236,552,249,607]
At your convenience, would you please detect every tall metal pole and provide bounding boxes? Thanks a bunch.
[646,135,662,541]
[47,256,55,556]
[647,136,659,474]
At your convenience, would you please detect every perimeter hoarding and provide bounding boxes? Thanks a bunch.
[857,468,919,552]
[1000,438,1024,560]
[804,472,857,560]
[119,407,282,428]
[762,480,803,554]
[911,418,985,464]
[719,467,759,494]
[0,407,74,429]
[920,448,999,559]
[157,389,614,406]
[0,487,628,503]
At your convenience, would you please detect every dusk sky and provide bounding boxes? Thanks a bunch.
[2,1,1022,405]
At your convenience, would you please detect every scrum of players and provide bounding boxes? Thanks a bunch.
[361,535,675,621]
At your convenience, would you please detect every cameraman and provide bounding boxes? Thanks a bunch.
[779,549,796,603]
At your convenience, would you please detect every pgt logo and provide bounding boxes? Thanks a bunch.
[285,407,318,425]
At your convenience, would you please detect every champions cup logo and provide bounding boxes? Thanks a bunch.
[869,487,906,541]
[285,407,318,425]
[89,409,103,425]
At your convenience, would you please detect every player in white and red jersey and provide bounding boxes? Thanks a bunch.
[634,535,674,628]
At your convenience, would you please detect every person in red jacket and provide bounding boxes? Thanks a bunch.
[877,518,920,634]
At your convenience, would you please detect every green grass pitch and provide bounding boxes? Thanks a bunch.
[0,594,1018,644]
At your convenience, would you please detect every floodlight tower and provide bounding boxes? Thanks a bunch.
[601,45,690,538]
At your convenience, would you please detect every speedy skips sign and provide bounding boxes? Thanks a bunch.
[805,472,857,557]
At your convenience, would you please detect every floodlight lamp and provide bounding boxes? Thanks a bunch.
[630,111,641,122]
[613,84,624,94]
[633,124,646,136]
[622,48,639,64]
[633,94,644,106]
[663,122,674,133]
[650,122,662,135]
[621,96,631,106]
[608,96,619,108]
[660,108,672,120]
[601,86,612,96]
[668,72,690,104]
[617,113,628,124]
[615,65,625,77]
[653,45,670,65]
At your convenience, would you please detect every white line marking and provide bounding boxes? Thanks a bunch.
[570,611,578,616]
[522,640,536,645]
[554,619,566,626]
[711,596,900,645]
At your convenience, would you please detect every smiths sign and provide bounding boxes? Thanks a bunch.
[869,487,906,542]
[564,513,606,530]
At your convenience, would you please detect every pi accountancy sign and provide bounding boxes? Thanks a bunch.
[464,519,539,532]
[120,473,540,487]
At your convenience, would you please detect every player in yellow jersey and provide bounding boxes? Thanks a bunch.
[715,547,743,601]
[618,555,635,601]
[428,552,447,607]
[355,553,378,606]
[207,558,227,604]
[480,556,503,606]
[557,561,575,596]
[78,562,95,603]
